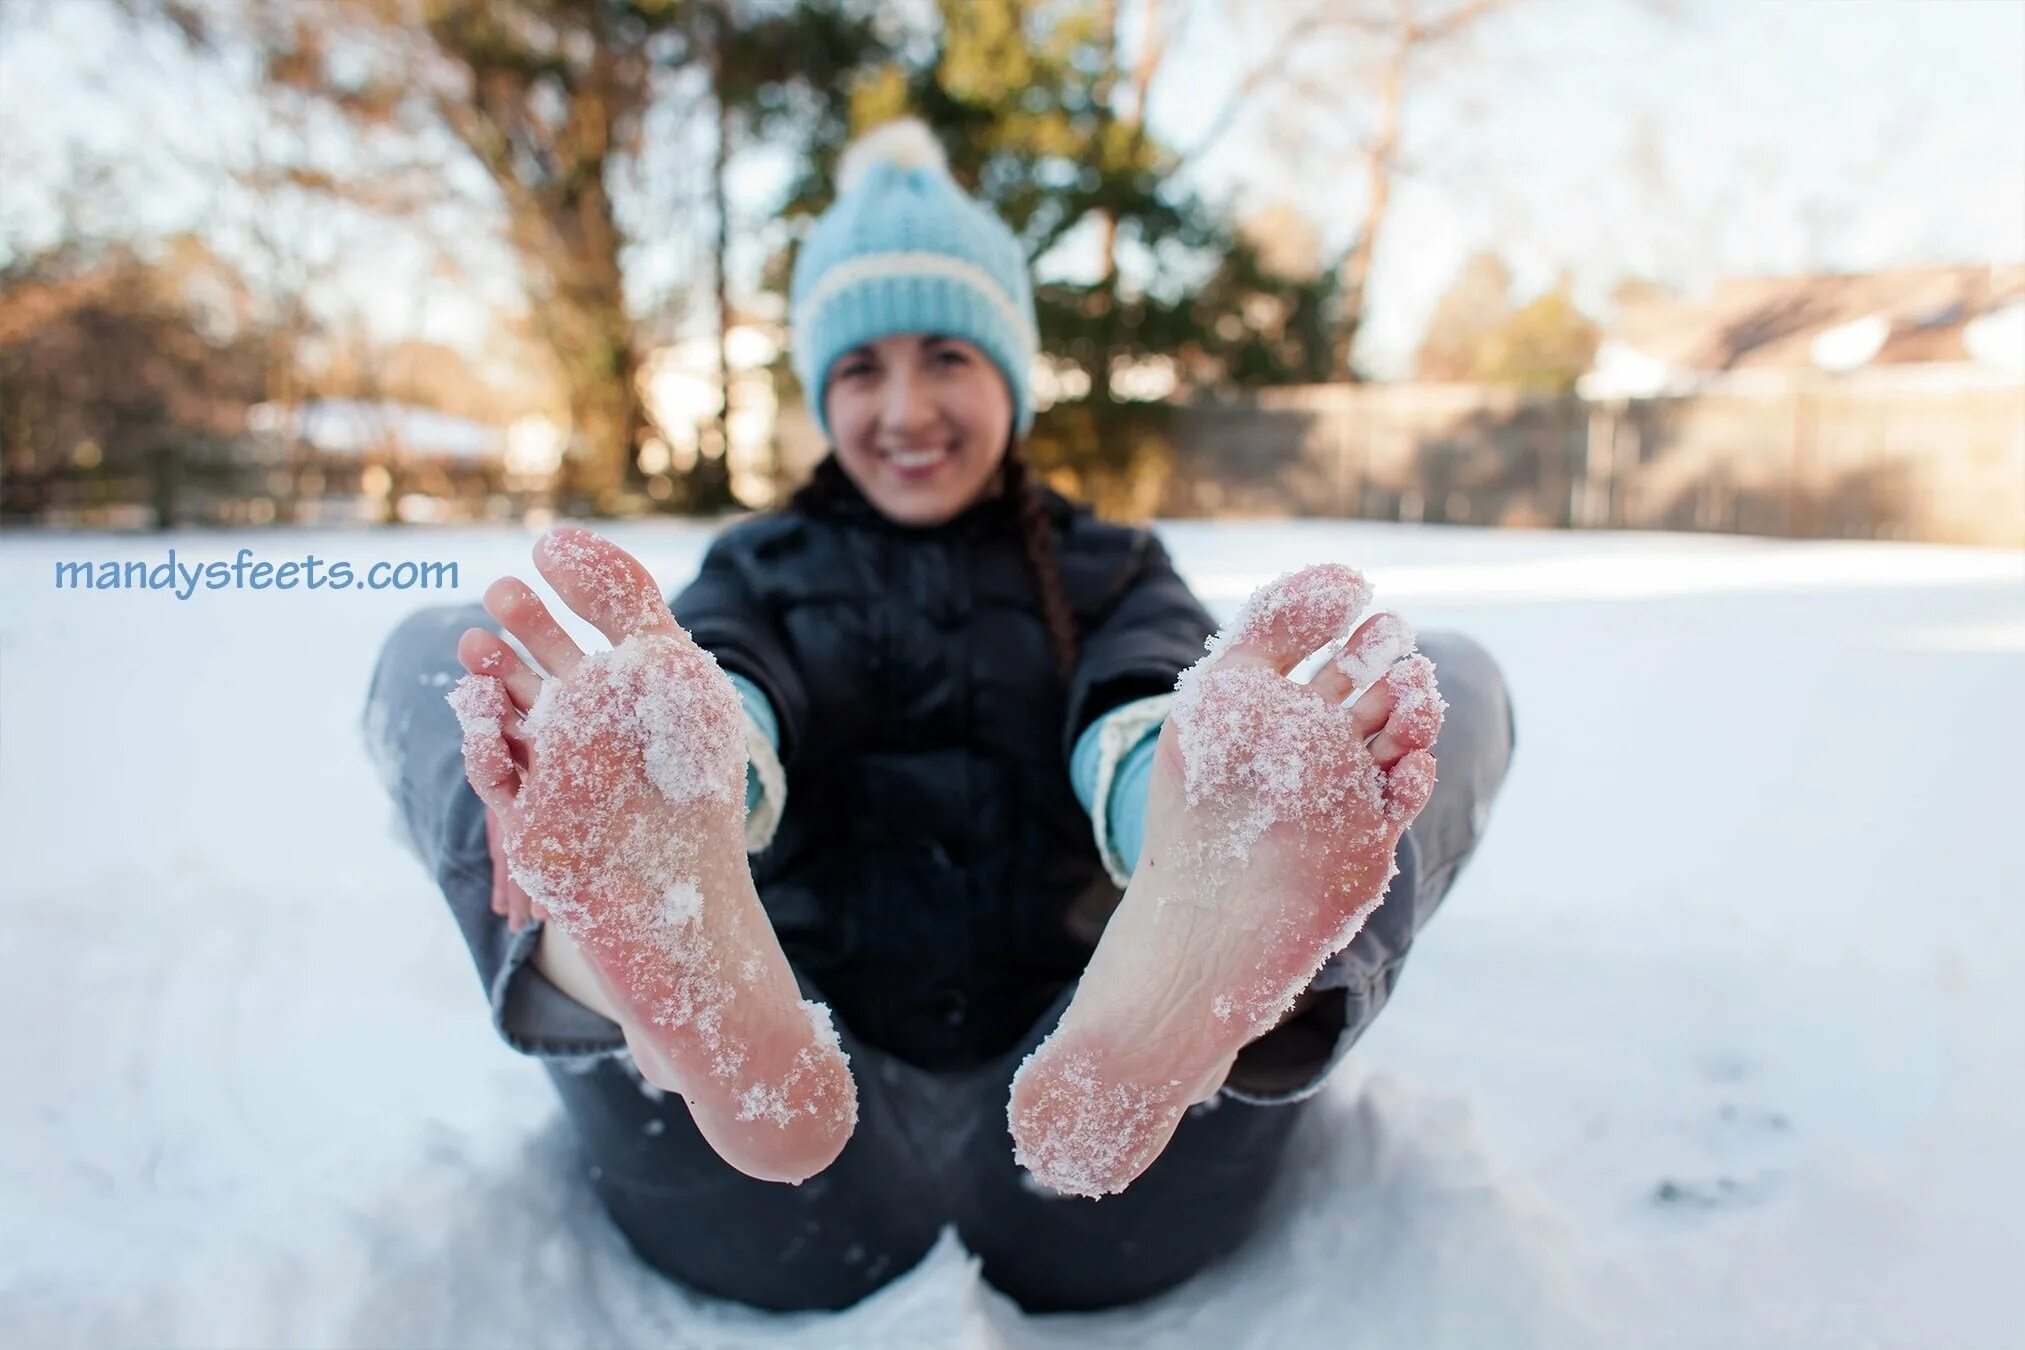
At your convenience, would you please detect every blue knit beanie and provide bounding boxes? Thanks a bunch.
[791,119,1037,440]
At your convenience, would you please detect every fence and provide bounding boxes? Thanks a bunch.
[1164,374,2025,546]
[9,375,2021,544]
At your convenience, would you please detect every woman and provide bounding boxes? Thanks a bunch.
[363,120,1515,1313]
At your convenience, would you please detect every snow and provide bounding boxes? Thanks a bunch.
[448,583,854,1155]
[470,628,744,938]
[3,521,2022,1347]
[1170,566,1441,862]
[261,398,507,461]
[1383,654,1445,745]
[1202,561,1373,662]
[1173,663,1373,851]
[1007,1048,1172,1201]
[1334,611,1416,693]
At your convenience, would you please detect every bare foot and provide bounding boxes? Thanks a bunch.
[1008,565,1445,1197]
[446,526,855,1184]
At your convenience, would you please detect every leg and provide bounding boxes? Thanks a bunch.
[363,602,622,1056]
[960,634,1512,1309]
[364,603,943,1311]
[1011,565,1459,1196]
[546,986,946,1313]
[946,980,1304,1311]
[444,528,855,1183]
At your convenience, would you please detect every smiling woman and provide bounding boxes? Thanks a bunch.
[822,332,1016,527]
[783,119,1039,531]
[368,115,1515,1316]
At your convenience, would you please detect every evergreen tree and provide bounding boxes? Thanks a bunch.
[766,0,1350,510]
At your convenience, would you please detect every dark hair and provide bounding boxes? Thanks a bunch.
[999,442,1079,682]
[788,441,1079,681]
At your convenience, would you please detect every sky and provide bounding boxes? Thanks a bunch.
[1149,0,2025,372]
[1,0,2020,379]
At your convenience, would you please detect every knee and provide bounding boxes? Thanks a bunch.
[377,602,489,674]
[362,602,492,783]
[367,604,490,701]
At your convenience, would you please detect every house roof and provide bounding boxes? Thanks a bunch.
[1610,264,2025,373]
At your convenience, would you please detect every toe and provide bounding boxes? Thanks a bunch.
[446,674,520,816]
[483,807,537,929]
[1308,611,1414,703]
[534,527,678,645]
[1368,655,1446,765]
[1346,672,1398,741]
[458,628,542,712]
[484,577,584,678]
[1215,564,1372,675]
[1382,749,1438,827]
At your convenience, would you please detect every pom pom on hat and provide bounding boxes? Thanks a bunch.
[837,117,950,195]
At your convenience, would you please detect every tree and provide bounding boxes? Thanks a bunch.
[1413,255,1597,392]
[1417,249,1513,381]
[0,238,272,526]
[763,0,1353,509]
[214,0,909,513]
[1185,0,1514,377]
[1475,275,1597,393]
[243,0,689,508]
[695,0,888,506]
[100,0,1506,516]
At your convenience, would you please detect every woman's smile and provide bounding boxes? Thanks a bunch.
[824,332,1012,525]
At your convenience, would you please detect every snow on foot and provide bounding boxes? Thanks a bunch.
[447,527,855,1184]
[1009,564,1445,1197]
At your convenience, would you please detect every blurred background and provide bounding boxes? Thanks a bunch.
[3,0,2020,544]
[5,6,2025,1345]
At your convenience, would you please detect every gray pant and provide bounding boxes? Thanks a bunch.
[363,604,1514,1312]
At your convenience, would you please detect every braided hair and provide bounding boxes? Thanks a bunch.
[789,442,1079,682]
[997,444,1079,683]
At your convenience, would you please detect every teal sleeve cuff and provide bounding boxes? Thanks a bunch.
[1069,716,1106,815]
[1070,711,1162,877]
[727,672,778,815]
[1107,733,1157,874]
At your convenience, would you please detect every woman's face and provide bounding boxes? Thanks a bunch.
[822,332,1013,527]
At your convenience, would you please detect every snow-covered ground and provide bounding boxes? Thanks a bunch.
[3,520,2021,1349]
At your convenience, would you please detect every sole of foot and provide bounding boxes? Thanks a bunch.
[1009,563,1445,1197]
[448,526,855,1184]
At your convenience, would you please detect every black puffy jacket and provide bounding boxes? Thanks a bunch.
[670,459,1214,1071]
